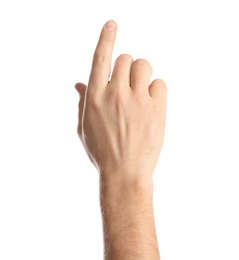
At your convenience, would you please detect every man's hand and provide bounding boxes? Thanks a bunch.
[75,20,167,259]
[75,20,167,182]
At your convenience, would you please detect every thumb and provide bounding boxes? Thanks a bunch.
[75,83,87,139]
[75,82,87,97]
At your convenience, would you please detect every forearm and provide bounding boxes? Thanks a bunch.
[100,173,160,260]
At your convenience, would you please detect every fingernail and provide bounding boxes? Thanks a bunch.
[105,20,116,31]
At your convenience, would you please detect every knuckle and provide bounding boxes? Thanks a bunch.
[133,92,148,106]
[109,88,126,109]
[134,59,152,71]
[103,32,114,42]
[87,94,101,110]
[158,79,168,93]
[134,58,149,66]
[110,88,122,102]
[93,52,109,64]
[116,54,133,63]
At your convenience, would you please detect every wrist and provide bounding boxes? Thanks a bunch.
[99,170,155,220]
[99,167,154,190]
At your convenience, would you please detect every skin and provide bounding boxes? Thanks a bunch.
[75,20,167,260]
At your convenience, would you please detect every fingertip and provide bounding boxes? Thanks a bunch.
[104,20,117,32]
[75,83,86,95]
[74,83,80,93]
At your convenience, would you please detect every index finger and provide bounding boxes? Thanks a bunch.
[88,20,117,90]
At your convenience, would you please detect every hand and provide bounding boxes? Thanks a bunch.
[75,20,167,181]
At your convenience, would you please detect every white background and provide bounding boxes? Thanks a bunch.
[0,0,238,259]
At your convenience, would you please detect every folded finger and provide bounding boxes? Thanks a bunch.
[130,59,152,94]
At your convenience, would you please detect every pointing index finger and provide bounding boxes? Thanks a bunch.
[88,20,117,89]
